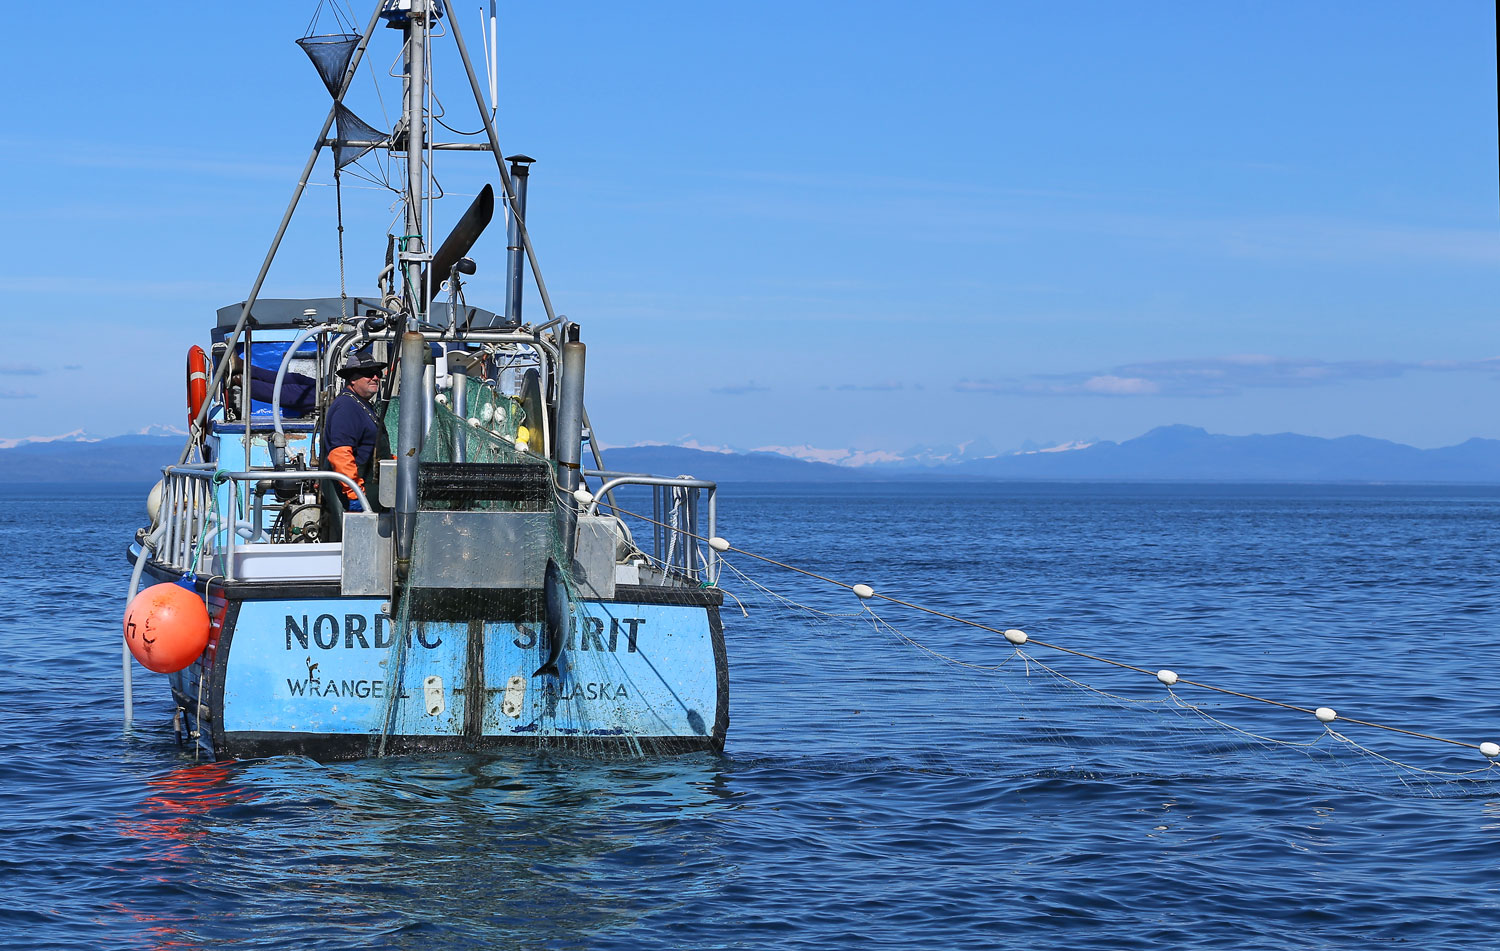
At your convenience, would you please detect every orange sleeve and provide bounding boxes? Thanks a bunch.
[327,446,363,499]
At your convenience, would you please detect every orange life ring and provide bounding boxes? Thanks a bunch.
[186,346,209,427]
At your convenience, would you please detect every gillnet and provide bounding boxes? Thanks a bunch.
[710,553,1500,800]
[367,375,698,758]
[370,377,559,756]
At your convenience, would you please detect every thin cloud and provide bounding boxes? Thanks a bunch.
[0,389,37,399]
[54,144,297,182]
[0,275,238,300]
[1078,375,1160,395]
[959,355,1500,398]
[711,380,770,396]
[0,363,44,376]
[822,381,910,392]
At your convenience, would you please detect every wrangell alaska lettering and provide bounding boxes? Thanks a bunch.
[285,678,388,699]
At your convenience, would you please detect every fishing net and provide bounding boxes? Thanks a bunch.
[296,33,360,98]
[370,374,557,755]
[366,369,696,757]
[333,103,386,170]
[705,552,1500,800]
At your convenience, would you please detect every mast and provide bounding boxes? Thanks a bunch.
[398,0,432,316]
[390,0,437,581]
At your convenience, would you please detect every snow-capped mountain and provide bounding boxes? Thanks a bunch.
[0,424,186,450]
[136,423,188,438]
[614,436,1085,469]
[0,429,100,450]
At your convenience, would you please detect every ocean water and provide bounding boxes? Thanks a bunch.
[2,481,1498,949]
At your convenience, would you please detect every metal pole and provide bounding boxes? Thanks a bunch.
[193,480,204,573]
[653,486,662,564]
[449,352,469,462]
[422,361,436,441]
[225,478,236,581]
[166,478,178,567]
[179,2,384,464]
[445,13,560,326]
[581,405,619,516]
[707,487,717,583]
[556,332,587,564]
[240,331,251,467]
[323,138,498,151]
[253,484,265,541]
[395,331,428,579]
[177,478,188,571]
[404,1,428,312]
[504,156,533,325]
[686,488,700,582]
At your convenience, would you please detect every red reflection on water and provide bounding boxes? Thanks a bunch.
[111,761,255,949]
[125,761,248,852]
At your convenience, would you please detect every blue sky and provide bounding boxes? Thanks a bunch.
[2,2,1497,452]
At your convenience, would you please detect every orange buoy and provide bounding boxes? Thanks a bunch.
[186,345,209,428]
[124,583,211,674]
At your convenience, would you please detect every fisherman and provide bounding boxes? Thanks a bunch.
[321,346,390,515]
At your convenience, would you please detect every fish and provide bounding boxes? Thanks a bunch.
[531,559,569,677]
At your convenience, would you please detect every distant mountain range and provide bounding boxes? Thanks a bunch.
[0,424,183,451]
[945,425,1500,482]
[606,426,1500,483]
[0,431,193,483]
[7,425,1500,484]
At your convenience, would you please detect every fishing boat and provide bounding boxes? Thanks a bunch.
[123,0,728,760]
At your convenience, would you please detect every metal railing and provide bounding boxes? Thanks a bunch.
[157,465,217,574]
[156,463,711,584]
[582,470,717,583]
[154,465,370,581]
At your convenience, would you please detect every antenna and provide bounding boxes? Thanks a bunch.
[483,1,498,115]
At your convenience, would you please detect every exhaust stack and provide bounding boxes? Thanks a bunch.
[556,326,586,564]
[503,155,534,327]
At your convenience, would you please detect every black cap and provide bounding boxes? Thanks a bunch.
[337,346,387,379]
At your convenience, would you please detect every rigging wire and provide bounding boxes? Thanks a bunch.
[335,168,348,319]
[303,0,356,38]
[591,497,1499,759]
[313,166,400,194]
[434,113,488,137]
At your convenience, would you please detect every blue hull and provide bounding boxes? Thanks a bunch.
[153,569,727,760]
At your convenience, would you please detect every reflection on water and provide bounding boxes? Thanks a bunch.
[121,762,251,855]
[109,751,740,949]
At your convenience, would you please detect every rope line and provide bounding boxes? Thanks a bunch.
[592,498,1492,756]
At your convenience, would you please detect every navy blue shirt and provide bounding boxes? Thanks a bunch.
[323,388,383,467]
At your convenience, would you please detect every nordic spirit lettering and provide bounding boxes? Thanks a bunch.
[284,614,442,650]
[512,617,645,653]
[283,614,649,653]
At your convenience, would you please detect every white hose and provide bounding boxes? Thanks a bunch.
[273,323,340,458]
[123,522,167,729]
